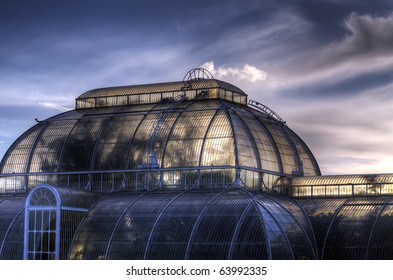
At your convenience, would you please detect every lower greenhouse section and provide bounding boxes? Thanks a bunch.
[0,185,317,260]
[299,196,393,259]
[2,185,393,260]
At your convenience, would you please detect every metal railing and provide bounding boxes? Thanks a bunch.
[0,166,280,194]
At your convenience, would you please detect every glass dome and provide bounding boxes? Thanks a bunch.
[0,78,320,192]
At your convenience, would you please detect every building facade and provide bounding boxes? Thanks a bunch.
[0,68,392,259]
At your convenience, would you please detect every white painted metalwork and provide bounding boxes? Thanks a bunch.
[24,184,61,260]
[248,99,286,124]
[23,184,94,260]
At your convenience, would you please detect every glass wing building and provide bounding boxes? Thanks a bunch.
[0,68,392,260]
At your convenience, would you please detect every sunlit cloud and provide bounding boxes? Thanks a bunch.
[200,61,267,82]
[38,102,73,112]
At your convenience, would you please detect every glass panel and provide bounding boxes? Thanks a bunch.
[162,92,174,100]
[187,191,249,260]
[185,90,196,100]
[291,133,320,176]
[209,88,218,99]
[225,91,233,102]
[163,109,214,168]
[109,192,179,259]
[233,93,241,104]
[85,98,95,108]
[323,203,382,260]
[145,191,216,259]
[150,93,161,103]
[139,94,150,104]
[29,119,79,173]
[129,95,139,104]
[76,100,85,109]
[256,194,316,259]
[231,205,268,259]
[368,203,393,259]
[117,96,128,106]
[96,97,107,107]
[264,124,296,175]
[27,209,57,260]
[229,112,258,169]
[69,193,143,260]
[240,95,247,105]
[107,97,117,106]
[94,115,144,170]
[59,117,109,171]
[0,196,26,259]
[200,111,235,166]
[0,122,46,174]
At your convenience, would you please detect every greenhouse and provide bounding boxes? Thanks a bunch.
[0,68,392,260]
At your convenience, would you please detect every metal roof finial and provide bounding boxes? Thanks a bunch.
[182,68,214,90]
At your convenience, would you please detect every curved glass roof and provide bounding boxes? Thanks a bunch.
[0,194,25,260]
[301,196,393,259]
[69,189,317,260]
[0,99,320,191]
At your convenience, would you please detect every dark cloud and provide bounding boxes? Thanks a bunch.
[272,10,393,100]
[1,0,393,174]
[291,0,393,40]
[341,11,393,54]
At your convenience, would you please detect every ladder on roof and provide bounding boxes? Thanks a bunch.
[248,99,286,124]
[137,68,215,190]
[139,93,186,170]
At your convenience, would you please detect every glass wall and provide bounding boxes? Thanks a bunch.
[0,195,26,259]
[301,196,393,259]
[76,87,247,109]
[69,189,316,260]
[274,174,393,197]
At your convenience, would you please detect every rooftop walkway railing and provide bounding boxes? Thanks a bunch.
[0,166,284,194]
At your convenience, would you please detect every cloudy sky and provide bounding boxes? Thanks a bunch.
[1,0,393,175]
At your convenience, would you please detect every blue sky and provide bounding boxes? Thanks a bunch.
[1,0,393,175]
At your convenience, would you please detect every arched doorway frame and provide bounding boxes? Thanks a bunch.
[24,184,61,260]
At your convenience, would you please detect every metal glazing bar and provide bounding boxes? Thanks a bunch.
[104,192,149,259]
[143,192,185,259]
[227,201,253,259]
[365,197,392,259]
[254,117,284,174]
[160,101,195,168]
[232,110,262,170]
[241,190,273,260]
[261,192,318,259]
[0,207,24,259]
[89,107,122,170]
[320,197,352,259]
[184,189,229,259]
